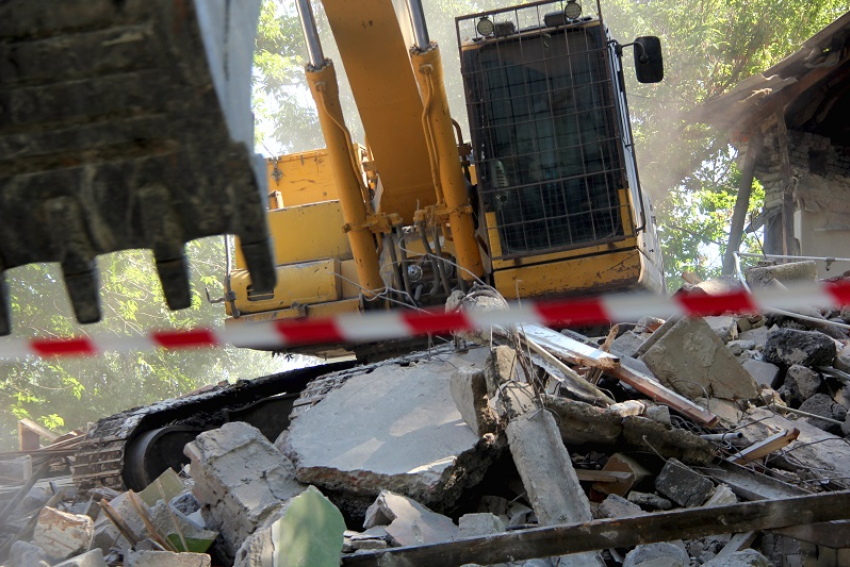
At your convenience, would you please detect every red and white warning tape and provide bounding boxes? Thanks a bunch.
[2,282,849,359]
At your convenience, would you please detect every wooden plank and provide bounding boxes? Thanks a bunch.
[522,325,620,370]
[606,365,719,428]
[726,429,800,464]
[341,492,850,567]
[18,419,59,450]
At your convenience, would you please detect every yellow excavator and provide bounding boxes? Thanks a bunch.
[223,0,665,356]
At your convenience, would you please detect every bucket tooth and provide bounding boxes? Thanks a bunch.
[0,0,275,328]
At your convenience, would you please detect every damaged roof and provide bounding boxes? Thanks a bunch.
[692,11,850,144]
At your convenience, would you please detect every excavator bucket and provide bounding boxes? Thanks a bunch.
[0,0,276,335]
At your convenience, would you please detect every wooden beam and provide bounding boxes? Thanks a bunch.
[341,492,850,567]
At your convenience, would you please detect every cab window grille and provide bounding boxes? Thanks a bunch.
[461,19,628,258]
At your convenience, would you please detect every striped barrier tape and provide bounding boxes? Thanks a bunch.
[2,281,849,360]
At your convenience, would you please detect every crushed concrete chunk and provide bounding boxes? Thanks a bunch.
[727,340,756,356]
[763,328,836,367]
[125,550,211,567]
[283,347,499,511]
[364,490,458,546]
[783,365,822,403]
[655,459,714,507]
[149,500,218,553]
[598,494,646,518]
[641,317,759,401]
[742,360,780,388]
[705,316,739,343]
[451,367,498,436]
[459,513,508,537]
[184,422,304,560]
[703,549,771,567]
[51,549,108,567]
[9,540,49,567]
[33,506,94,561]
[623,542,689,567]
[705,484,737,506]
[594,453,651,497]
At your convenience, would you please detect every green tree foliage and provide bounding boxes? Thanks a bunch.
[602,0,848,287]
[0,239,295,451]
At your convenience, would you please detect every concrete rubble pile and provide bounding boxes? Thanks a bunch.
[3,262,850,566]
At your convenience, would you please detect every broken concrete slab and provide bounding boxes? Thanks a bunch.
[739,407,850,475]
[621,416,716,466]
[763,328,836,368]
[125,550,211,567]
[745,261,818,288]
[282,347,500,512]
[742,360,780,388]
[32,506,94,561]
[541,396,622,445]
[486,346,537,418]
[505,410,605,567]
[363,490,458,547]
[655,459,714,508]
[641,317,759,401]
[451,367,498,436]
[184,422,304,560]
[612,330,649,358]
[52,549,108,567]
[92,491,147,554]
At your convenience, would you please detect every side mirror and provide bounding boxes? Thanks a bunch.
[633,36,663,84]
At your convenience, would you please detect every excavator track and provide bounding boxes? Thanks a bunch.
[72,361,355,492]
[0,0,276,334]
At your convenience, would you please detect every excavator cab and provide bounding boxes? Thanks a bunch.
[223,0,665,355]
[457,0,665,299]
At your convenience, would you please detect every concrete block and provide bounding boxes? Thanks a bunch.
[623,542,689,567]
[742,360,781,388]
[184,422,305,560]
[93,491,148,553]
[0,455,32,482]
[594,453,651,497]
[612,330,648,358]
[706,316,739,343]
[763,329,836,367]
[458,513,508,537]
[641,317,759,401]
[9,540,49,567]
[654,459,714,507]
[282,348,498,512]
[450,367,498,436]
[486,346,536,419]
[364,491,458,546]
[477,495,508,516]
[125,550,211,567]
[33,506,95,561]
[52,549,108,567]
[784,365,822,403]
